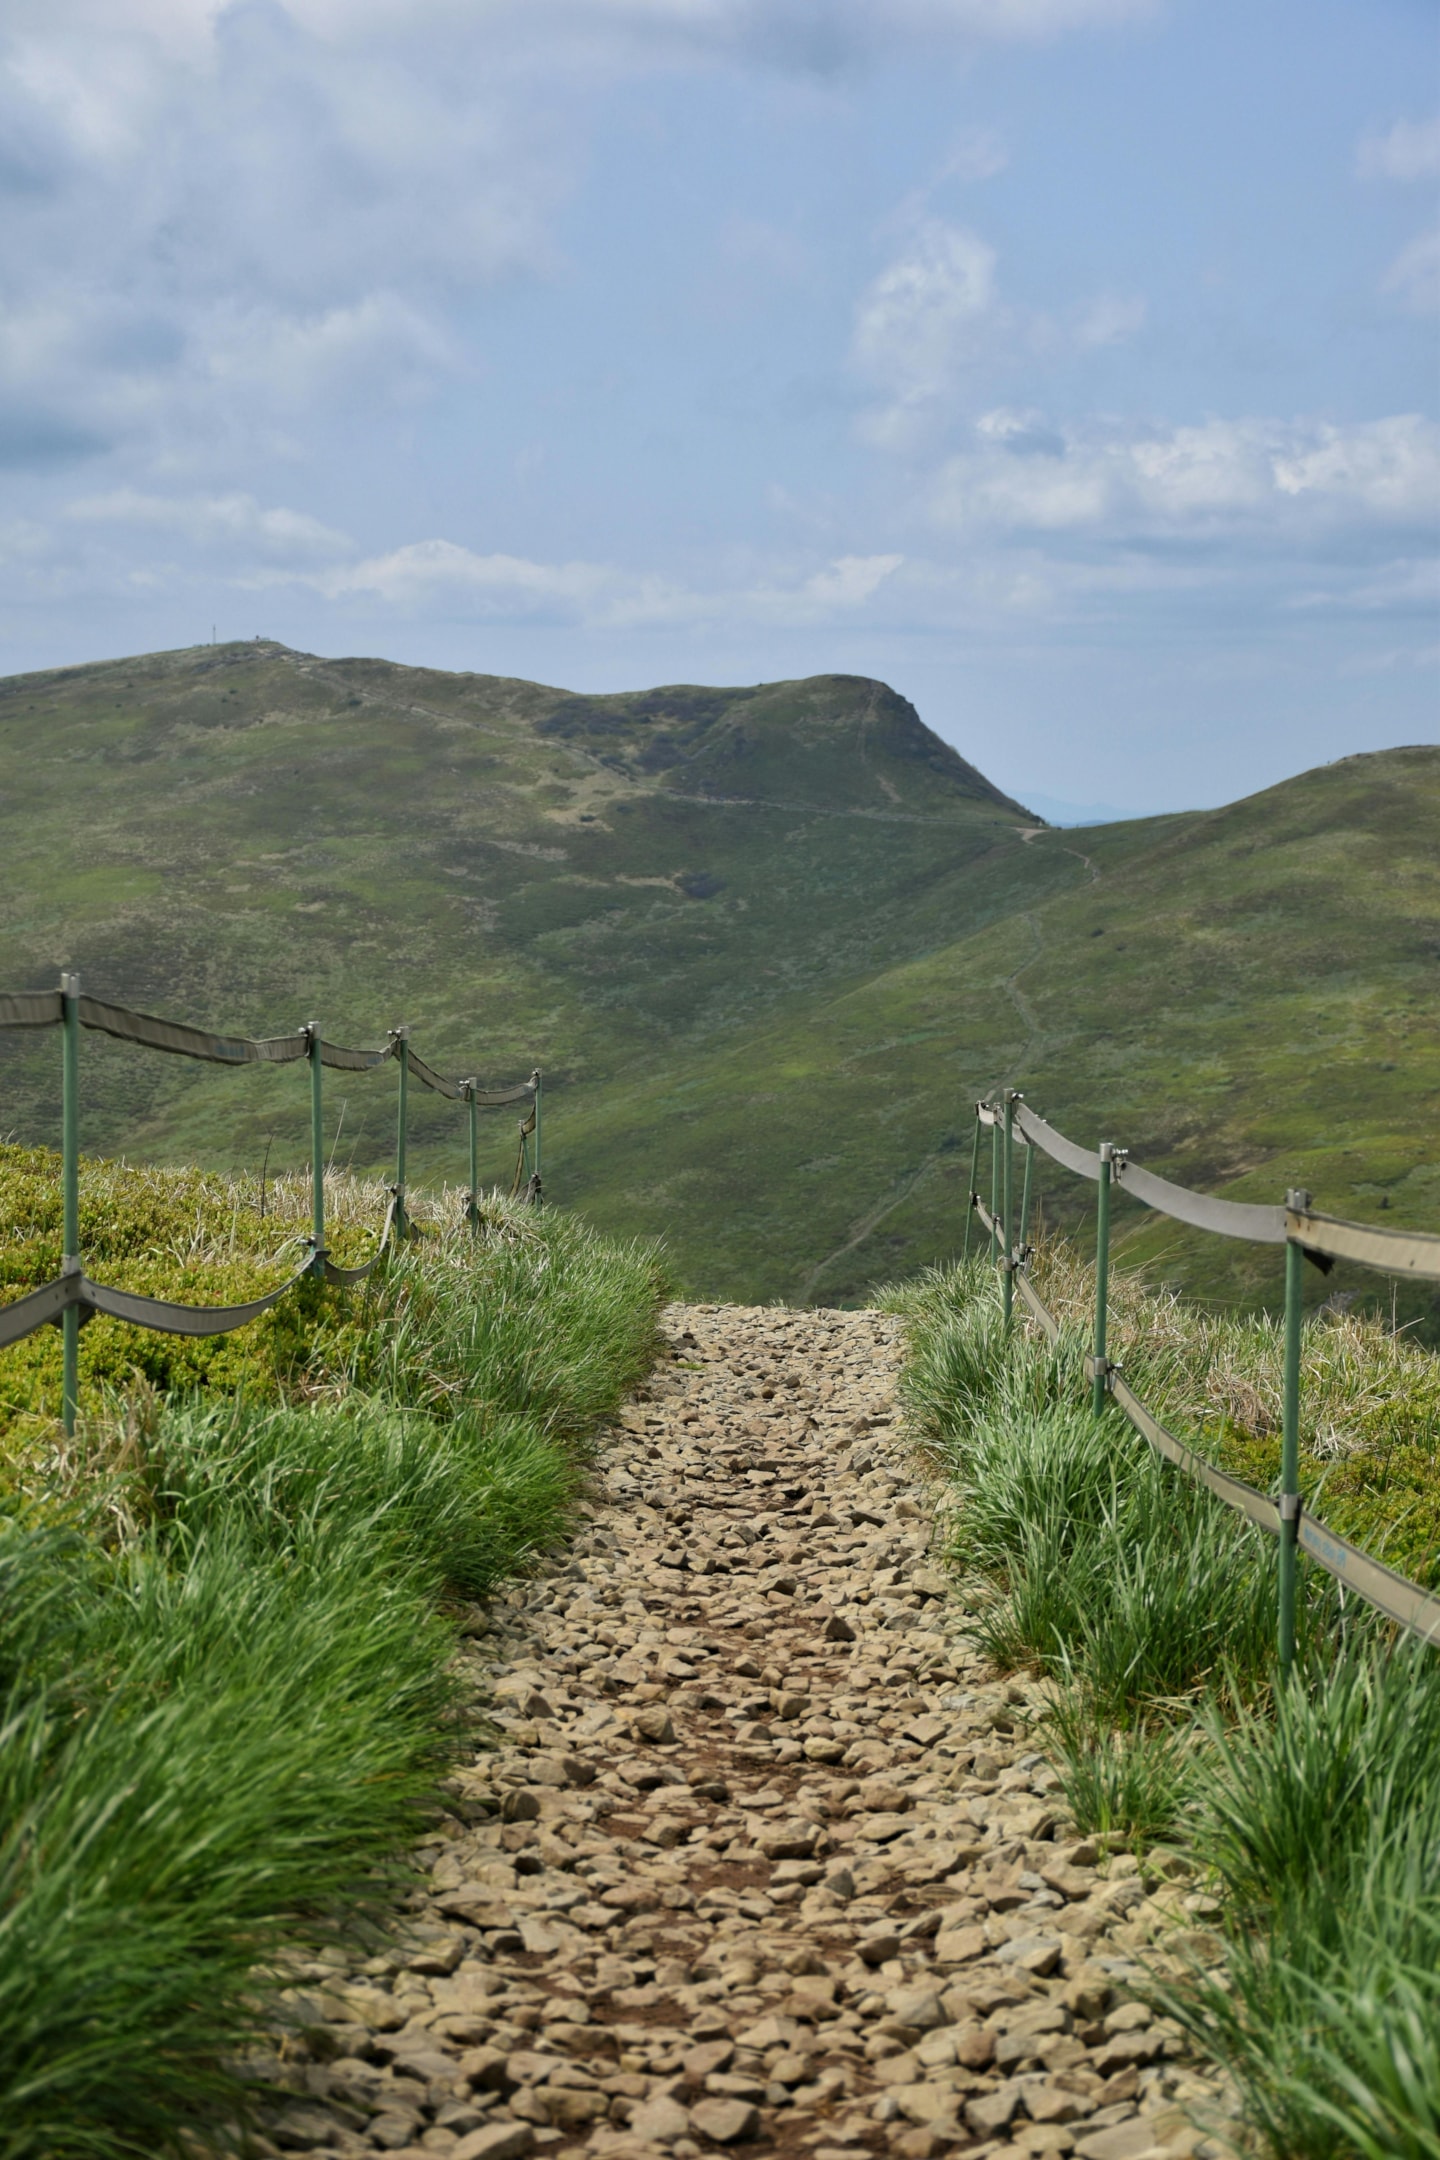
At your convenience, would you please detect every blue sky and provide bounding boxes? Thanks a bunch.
[1,0,1435,814]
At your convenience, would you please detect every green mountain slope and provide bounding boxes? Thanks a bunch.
[0,642,1434,1324]
[559,747,1439,1327]
[0,637,1043,1171]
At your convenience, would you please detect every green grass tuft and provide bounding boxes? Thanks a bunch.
[1044,1690,1198,1847]
[1161,1649,1440,2158]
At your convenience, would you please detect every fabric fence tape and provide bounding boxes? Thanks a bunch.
[78,997,309,1065]
[0,991,65,1029]
[1114,1158,1287,1244]
[1286,1206,1440,1282]
[1013,1103,1105,1182]
[0,983,543,1364]
[0,1259,314,1345]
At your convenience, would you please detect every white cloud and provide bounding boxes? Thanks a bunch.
[67,488,352,559]
[0,0,1152,481]
[3,485,909,626]
[303,537,906,629]
[1073,292,1146,348]
[932,411,1440,537]
[852,223,1149,449]
[0,3,567,475]
[317,540,643,618]
[1292,558,1440,614]
[1357,113,1440,182]
[5,0,1154,62]
[199,295,456,404]
[853,221,998,446]
[939,127,1009,181]
[1357,118,1440,314]
[800,553,903,607]
[1382,226,1440,315]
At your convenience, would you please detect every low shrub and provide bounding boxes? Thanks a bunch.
[0,1145,386,1452]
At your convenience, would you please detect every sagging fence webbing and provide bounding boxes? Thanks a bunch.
[0,973,545,1430]
[1005,1097,1439,1275]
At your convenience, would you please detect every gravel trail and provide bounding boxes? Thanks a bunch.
[247,1304,1236,2160]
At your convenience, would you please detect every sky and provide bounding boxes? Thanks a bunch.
[1,0,1436,815]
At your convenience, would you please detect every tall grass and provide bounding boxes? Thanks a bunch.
[354,1205,664,1439]
[893,1261,1324,1764]
[0,1513,458,2155]
[884,1245,1440,2153]
[0,1172,666,2159]
[1163,1650,1440,2157]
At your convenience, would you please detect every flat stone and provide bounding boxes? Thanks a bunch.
[857,1780,910,1812]
[966,2088,1023,2135]
[337,1984,408,2032]
[857,1932,903,1966]
[1073,2128,1170,2160]
[758,1822,818,1860]
[933,1925,988,1965]
[733,2016,798,2051]
[995,1934,1063,1976]
[1091,2031,1164,2075]
[885,1987,948,2030]
[689,2097,761,2143]
[628,2096,692,2144]
[452,2126,538,2160]
[632,1706,677,1745]
[1027,2087,1092,2125]
[854,1812,912,1844]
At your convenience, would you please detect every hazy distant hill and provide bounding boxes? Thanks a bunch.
[0,641,1435,1325]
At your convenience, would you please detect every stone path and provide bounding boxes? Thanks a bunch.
[247,1304,1238,2160]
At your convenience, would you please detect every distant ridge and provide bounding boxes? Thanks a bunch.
[0,643,1433,1326]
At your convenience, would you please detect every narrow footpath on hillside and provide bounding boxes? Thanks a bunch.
[246,1306,1235,2160]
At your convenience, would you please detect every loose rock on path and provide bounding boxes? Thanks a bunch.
[246,1304,1238,2160]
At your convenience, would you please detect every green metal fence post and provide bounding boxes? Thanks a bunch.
[466,1083,480,1231]
[60,970,81,1436]
[1279,1189,1308,1675]
[1019,1130,1034,1261]
[1002,1091,1016,1324]
[307,1023,325,1273]
[962,1109,981,1262]
[1091,1141,1114,1416]
[532,1069,543,1199]
[393,1027,410,1241]
[989,1110,999,1264]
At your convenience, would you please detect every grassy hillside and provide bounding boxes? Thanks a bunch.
[561,745,1439,1326]
[0,640,1038,1172]
[0,641,1434,1323]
